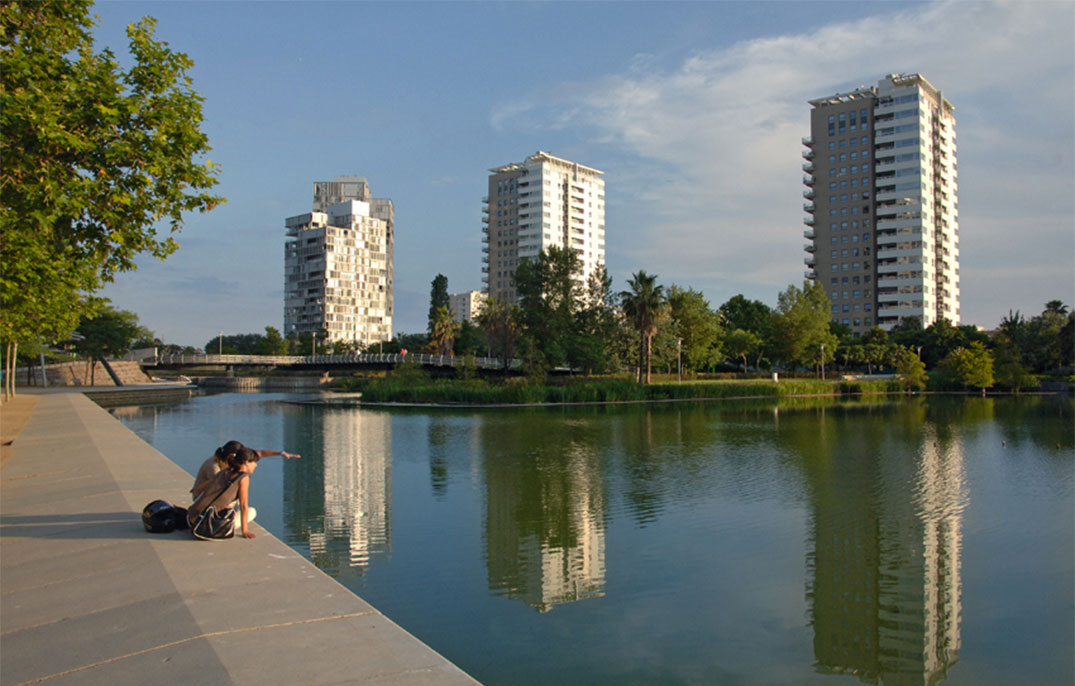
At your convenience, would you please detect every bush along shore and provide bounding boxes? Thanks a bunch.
[336,375,905,406]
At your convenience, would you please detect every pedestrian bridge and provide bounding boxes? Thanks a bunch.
[146,352,520,371]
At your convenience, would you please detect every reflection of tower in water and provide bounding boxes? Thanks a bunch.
[305,409,391,574]
[808,423,963,685]
[485,443,606,612]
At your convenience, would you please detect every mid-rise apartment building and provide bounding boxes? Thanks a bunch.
[449,290,487,325]
[482,151,606,303]
[284,177,394,348]
[803,73,959,333]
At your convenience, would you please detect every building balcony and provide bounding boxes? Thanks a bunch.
[803,189,815,199]
[803,174,815,186]
[803,202,816,213]
[802,136,814,147]
[803,228,815,239]
[803,255,816,266]
[804,243,816,253]
[805,270,817,280]
[803,216,816,226]
[802,149,814,160]
[802,162,814,173]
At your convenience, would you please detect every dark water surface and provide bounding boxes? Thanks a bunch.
[113,394,1074,685]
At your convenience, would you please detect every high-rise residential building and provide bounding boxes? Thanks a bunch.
[803,73,959,333]
[482,151,606,303]
[284,177,394,349]
[449,290,487,324]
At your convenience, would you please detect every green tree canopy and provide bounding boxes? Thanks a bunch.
[428,274,449,335]
[940,342,994,394]
[722,328,762,373]
[620,270,666,384]
[514,246,582,371]
[430,305,460,357]
[770,282,834,370]
[1,0,223,347]
[667,285,721,375]
[895,347,928,392]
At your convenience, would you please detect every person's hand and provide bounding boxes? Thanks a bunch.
[242,531,256,539]
[284,452,300,459]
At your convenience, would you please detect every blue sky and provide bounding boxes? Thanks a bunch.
[90,1,1074,348]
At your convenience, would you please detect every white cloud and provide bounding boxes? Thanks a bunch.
[493,0,1075,324]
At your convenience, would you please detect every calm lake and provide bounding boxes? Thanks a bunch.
[112,393,1074,685]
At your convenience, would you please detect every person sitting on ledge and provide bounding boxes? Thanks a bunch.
[191,440,300,496]
[188,447,260,539]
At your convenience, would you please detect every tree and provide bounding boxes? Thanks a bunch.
[723,328,762,373]
[895,347,928,392]
[1,1,223,363]
[73,305,144,384]
[620,271,665,384]
[478,297,519,373]
[718,295,772,336]
[571,265,620,375]
[514,246,582,371]
[940,342,994,395]
[769,282,833,370]
[428,274,449,335]
[430,305,460,357]
[667,286,721,375]
[993,344,1036,392]
[453,320,486,358]
[255,327,289,356]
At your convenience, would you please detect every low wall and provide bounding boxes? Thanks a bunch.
[195,375,330,392]
[15,360,154,387]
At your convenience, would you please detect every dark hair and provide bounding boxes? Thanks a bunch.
[226,446,259,472]
[214,440,245,466]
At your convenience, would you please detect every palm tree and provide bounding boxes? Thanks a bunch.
[430,305,459,357]
[1044,300,1069,316]
[620,270,665,384]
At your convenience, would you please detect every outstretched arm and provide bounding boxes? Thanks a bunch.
[254,449,300,459]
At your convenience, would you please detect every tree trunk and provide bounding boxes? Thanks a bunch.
[637,332,645,384]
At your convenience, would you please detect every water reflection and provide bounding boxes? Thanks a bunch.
[480,415,607,612]
[283,406,391,576]
[802,402,966,685]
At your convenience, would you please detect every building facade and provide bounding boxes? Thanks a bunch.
[803,73,959,333]
[284,177,394,348]
[482,151,606,303]
[449,290,487,325]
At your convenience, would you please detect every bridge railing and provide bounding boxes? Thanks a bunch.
[151,352,521,370]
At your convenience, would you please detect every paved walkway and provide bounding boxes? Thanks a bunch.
[1,392,481,685]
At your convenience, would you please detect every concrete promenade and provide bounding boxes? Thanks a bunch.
[1,391,481,685]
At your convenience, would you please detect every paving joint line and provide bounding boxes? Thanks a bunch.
[12,611,380,685]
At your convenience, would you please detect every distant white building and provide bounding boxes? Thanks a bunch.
[482,151,606,304]
[284,177,394,348]
[449,290,487,324]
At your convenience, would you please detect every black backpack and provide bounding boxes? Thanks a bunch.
[141,499,189,533]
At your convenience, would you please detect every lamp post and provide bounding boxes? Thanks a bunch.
[677,338,682,383]
[820,343,826,380]
[218,331,222,356]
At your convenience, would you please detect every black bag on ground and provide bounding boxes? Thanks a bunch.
[142,500,182,533]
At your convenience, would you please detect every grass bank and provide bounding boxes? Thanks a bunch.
[342,376,905,405]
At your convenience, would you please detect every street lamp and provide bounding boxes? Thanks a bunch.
[218,330,223,356]
[677,338,682,383]
[820,343,826,381]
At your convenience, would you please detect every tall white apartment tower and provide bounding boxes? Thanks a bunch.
[803,74,959,333]
[482,151,606,303]
[284,177,394,348]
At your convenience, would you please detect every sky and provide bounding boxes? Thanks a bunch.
[89,0,1075,349]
